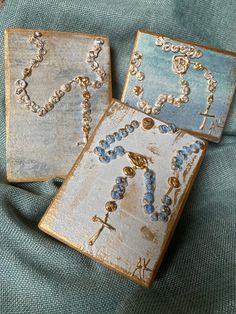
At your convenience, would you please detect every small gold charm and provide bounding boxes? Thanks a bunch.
[123,166,136,178]
[133,85,143,96]
[127,152,148,169]
[105,201,117,212]
[142,117,155,130]
[168,176,180,188]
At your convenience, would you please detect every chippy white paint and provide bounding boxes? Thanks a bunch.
[5,29,111,181]
[39,100,206,287]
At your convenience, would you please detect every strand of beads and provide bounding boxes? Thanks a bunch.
[129,50,192,115]
[15,32,107,143]
[93,120,140,163]
[155,35,202,59]
[146,139,205,223]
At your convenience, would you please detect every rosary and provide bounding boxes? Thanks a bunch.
[88,117,205,245]
[15,31,106,144]
[129,35,217,131]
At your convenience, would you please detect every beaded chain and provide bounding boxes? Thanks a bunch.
[15,31,106,144]
[129,35,217,130]
[88,117,205,245]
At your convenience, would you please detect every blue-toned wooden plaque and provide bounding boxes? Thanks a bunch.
[122,30,236,142]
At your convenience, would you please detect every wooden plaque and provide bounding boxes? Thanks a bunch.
[122,30,236,143]
[5,28,111,182]
[39,99,207,288]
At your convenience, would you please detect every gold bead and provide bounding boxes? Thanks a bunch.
[168,176,180,188]
[123,166,136,178]
[81,77,90,87]
[23,67,32,77]
[105,201,117,212]
[193,62,204,71]
[133,85,143,96]
[208,94,214,104]
[142,117,155,130]
[82,91,91,99]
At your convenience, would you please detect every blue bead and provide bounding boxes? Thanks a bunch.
[146,183,155,192]
[114,146,126,156]
[106,135,115,145]
[113,132,122,141]
[159,212,168,222]
[173,156,183,167]
[144,204,155,214]
[111,191,122,200]
[113,184,125,193]
[183,146,192,155]
[144,169,155,178]
[130,120,140,128]
[191,143,200,153]
[118,128,128,138]
[159,125,170,133]
[161,194,172,205]
[160,205,171,215]
[99,155,110,163]
[169,123,177,133]
[125,124,134,133]
[178,149,188,159]
[99,140,109,149]
[150,213,158,221]
[93,146,105,156]
[195,140,204,150]
[144,192,154,204]
[145,176,155,185]
[107,150,117,159]
[115,176,128,187]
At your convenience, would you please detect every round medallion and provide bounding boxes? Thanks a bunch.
[142,117,155,130]
[123,166,136,178]
[105,201,117,212]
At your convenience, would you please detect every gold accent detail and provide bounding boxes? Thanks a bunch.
[193,62,204,70]
[133,85,143,96]
[127,152,148,169]
[82,90,91,99]
[168,176,180,188]
[23,67,32,77]
[172,55,190,75]
[208,94,214,104]
[142,117,155,130]
[132,257,152,279]
[105,201,117,212]
[88,213,115,246]
[123,166,136,178]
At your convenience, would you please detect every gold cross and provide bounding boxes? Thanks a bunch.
[88,213,116,246]
[199,109,215,130]
[132,257,153,279]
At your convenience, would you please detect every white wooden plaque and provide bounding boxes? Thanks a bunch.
[5,28,111,182]
[39,99,207,287]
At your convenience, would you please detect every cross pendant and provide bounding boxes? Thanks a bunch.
[88,213,116,246]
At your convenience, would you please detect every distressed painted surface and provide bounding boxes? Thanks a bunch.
[5,29,111,181]
[122,30,236,142]
[39,100,207,287]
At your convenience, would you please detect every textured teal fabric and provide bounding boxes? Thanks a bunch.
[0,1,236,313]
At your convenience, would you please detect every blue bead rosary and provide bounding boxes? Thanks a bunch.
[88,117,205,245]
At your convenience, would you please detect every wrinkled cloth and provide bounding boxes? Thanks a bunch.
[0,1,236,313]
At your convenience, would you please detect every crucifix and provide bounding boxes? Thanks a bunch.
[199,107,216,130]
[88,213,116,246]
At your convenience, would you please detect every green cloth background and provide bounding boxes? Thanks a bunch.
[0,0,236,313]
